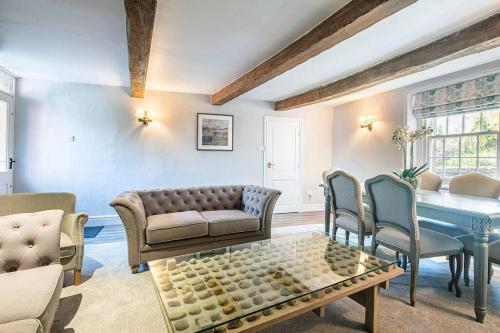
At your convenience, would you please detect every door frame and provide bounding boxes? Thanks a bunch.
[263,116,304,213]
[0,69,15,194]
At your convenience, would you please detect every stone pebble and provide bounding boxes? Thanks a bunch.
[174,319,189,331]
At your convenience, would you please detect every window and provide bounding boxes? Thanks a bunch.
[425,110,499,180]
[0,70,14,96]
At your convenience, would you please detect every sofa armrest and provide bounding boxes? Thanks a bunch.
[109,192,148,267]
[242,185,281,238]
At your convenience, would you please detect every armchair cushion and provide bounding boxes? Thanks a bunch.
[0,319,42,333]
[377,227,463,256]
[0,210,63,273]
[60,232,76,258]
[146,211,208,244]
[457,233,500,254]
[201,210,260,236]
[0,264,63,332]
[335,212,372,233]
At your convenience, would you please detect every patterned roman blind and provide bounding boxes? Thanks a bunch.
[411,73,500,119]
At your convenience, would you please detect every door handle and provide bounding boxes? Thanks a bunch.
[267,162,275,168]
[8,158,15,170]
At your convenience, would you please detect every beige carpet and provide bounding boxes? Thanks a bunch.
[54,225,500,332]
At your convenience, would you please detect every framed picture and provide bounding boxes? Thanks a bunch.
[197,113,234,151]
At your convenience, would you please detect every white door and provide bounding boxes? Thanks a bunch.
[0,86,14,195]
[264,117,302,213]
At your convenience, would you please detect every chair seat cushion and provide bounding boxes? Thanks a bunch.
[0,264,63,331]
[457,233,500,254]
[60,232,76,258]
[201,210,260,236]
[335,212,372,233]
[376,227,463,257]
[146,211,208,244]
[0,319,42,333]
[418,218,470,237]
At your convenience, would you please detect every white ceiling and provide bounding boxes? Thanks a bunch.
[1,0,499,106]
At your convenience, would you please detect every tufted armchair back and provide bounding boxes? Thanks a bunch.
[0,192,76,216]
[137,186,244,216]
[0,210,63,273]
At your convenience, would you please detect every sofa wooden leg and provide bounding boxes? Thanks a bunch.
[74,269,82,285]
[131,265,139,274]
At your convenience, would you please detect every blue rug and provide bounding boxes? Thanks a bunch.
[84,226,104,238]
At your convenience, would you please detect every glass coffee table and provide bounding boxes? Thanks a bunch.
[149,232,402,333]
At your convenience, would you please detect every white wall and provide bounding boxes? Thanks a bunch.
[14,78,333,215]
[332,89,405,183]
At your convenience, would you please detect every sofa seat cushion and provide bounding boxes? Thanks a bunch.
[336,212,373,233]
[0,319,42,333]
[0,264,63,332]
[60,232,76,258]
[146,211,208,244]
[201,210,260,236]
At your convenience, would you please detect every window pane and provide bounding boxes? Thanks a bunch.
[429,158,444,178]
[447,114,463,134]
[481,110,499,131]
[433,117,446,135]
[461,157,477,174]
[444,158,459,178]
[479,135,497,157]
[460,136,477,157]
[444,137,459,157]
[464,112,481,133]
[0,71,13,95]
[479,158,497,178]
[429,137,444,157]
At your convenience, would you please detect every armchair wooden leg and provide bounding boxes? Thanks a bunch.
[74,269,81,286]
[402,255,408,272]
[464,254,471,286]
[131,265,139,274]
[345,230,350,245]
[410,258,419,307]
[448,255,456,293]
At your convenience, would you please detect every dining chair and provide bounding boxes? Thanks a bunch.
[420,173,500,285]
[365,174,465,306]
[419,170,442,191]
[326,170,372,249]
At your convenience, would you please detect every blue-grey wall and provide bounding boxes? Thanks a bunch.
[14,78,333,215]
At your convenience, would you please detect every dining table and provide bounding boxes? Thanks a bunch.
[321,185,500,323]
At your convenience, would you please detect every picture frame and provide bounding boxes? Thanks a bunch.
[197,113,234,151]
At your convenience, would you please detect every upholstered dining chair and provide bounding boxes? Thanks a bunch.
[419,170,442,191]
[365,174,465,306]
[419,173,500,285]
[0,193,88,285]
[326,170,372,249]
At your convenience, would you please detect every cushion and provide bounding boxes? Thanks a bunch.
[146,211,208,244]
[376,227,463,257]
[418,218,470,237]
[202,210,260,236]
[335,212,372,233]
[0,210,63,273]
[457,233,500,254]
[0,264,63,332]
[0,319,42,333]
[60,232,76,258]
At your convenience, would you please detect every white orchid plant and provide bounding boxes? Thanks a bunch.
[392,125,433,181]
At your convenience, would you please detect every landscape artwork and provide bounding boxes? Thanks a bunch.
[197,113,233,151]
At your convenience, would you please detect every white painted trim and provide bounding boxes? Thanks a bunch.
[88,214,119,220]
[300,203,324,212]
[263,116,303,213]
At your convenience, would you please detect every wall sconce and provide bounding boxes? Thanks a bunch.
[359,114,375,131]
[137,109,155,126]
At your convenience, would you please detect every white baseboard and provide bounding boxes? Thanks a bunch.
[300,203,324,212]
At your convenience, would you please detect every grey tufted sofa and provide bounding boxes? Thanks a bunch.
[110,185,281,272]
[0,210,64,333]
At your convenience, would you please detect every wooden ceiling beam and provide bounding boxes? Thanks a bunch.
[275,13,500,111]
[124,0,157,98]
[211,0,416,105]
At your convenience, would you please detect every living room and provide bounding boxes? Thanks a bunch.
[1,0,500,332]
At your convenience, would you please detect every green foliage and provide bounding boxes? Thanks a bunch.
[393,163,428,180]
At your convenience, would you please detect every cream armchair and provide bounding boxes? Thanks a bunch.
[0,193,88,285]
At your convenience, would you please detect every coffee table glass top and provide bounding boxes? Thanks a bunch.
[149,232,395,333]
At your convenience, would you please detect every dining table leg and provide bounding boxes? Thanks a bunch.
[472,217,491,323]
